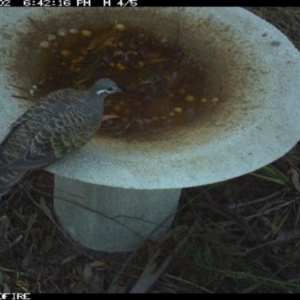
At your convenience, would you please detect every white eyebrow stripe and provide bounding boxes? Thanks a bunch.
[96,89,108,95]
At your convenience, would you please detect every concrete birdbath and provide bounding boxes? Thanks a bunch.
[0,7,300,252]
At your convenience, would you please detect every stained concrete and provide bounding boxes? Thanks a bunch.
[54,176,180,252]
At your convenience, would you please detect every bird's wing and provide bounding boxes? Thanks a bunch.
[7,102,100,170]
[0,89,75,148]
[0,104,41,148]
[0,96,65,167]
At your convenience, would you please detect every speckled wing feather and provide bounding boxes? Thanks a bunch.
[0,89,101,195]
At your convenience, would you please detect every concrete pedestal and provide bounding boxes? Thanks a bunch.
[54,175,180,252]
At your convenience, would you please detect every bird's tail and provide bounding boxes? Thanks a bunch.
[0,167,27,197]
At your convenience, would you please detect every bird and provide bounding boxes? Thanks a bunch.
[0,78,122,196]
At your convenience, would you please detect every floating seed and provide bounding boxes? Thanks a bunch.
[57,29,67,36]
[113,104,121,111]
[169,112,175,117]
[69,28,79,34]
[71,56,84,64]
[185,95,195,102]
[60,49,71,57]
[117,63,126,70]
[201,97,208,102]
[130,50,138,56]
[115,23,126,32]
[47,34,56,41]
[81,29,92,37]
[39,41,49,48]
[173,107,183,113]
[113,50,121,57]
[212,97,219,106]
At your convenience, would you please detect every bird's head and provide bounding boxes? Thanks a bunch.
[91,78,122,97]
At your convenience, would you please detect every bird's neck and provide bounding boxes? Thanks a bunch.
[86,91,105,113]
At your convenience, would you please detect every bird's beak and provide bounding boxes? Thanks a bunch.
[115,87,123,93]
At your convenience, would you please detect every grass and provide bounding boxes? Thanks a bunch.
[1,7,300,293]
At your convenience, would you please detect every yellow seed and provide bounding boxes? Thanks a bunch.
[212,97,219,105]
[138,61,145,67]
[160,116,167,120]
[60,49,71,57]
[121,117,128,122]
[169,112,175,117]
[113,50,120,57]
[74,67,81,73]
[69,28,79,34]
[60,62,67,66]
[201,97,208,102]
[179,88,186,94]
[185,95,195,102]
[152,116,159,121]
[39,41,49,48]
[117,63,126,70]
[115,23,126,32]
[113,105,121,111]
[173,107,183,113]
[131,50,138,56]
[47,34,56,41]
[77,56,84,62]
[81,29,92,37]
[57,29,67,36]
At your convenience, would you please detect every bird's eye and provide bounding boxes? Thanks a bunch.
[107,87,114,92]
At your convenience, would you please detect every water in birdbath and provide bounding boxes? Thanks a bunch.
[9,19,219,140]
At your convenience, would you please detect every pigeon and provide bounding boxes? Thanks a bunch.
[0,78,122,196]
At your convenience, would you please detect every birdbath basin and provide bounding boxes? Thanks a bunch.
[0,7,300,252]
